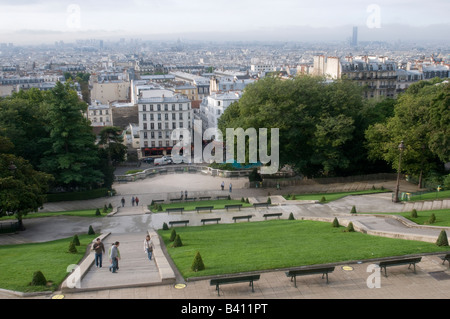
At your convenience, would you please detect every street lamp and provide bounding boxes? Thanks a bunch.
[393,141,405,203]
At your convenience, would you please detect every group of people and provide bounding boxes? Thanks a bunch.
[221,181,232,192]
[120,196,140,207]
[91,235,153,274]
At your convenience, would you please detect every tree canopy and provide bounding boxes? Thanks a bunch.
[218,75,380,177]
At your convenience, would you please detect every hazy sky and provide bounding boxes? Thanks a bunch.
[0,0,449,44]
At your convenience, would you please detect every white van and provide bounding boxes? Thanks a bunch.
[154,156,172,166]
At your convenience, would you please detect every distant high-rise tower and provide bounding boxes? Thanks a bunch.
[352,26,358,47]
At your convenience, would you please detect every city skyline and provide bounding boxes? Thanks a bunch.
[0,0,449,45]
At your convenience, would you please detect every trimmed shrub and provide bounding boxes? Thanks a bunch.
[169,229,177,242]
[162,222,169,231]
[411,209,418,218]
[30,271,47,286]
[267,197,271,204]
[241,197,245,203]
[173,234,183,247]
[108,203,113,209]
[350,206,357,215]
[191,251,205,272]
[103,204,108,214]
[245,198,249,204]
[72,234,80,246]
[88,225,95,235]
[436,230,449,247]
[332,217,340,228]
[68,241,78,253]
[428,213,436,224]
[319,196,326,203]
[345,222,355,232]
[288,212,295,220]
[95,208,101,216]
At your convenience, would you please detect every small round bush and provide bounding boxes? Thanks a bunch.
[436,230,449,247]
[411,209,418,218]
[332,217,340,228]
[169,228,177,242]
[191,251,205,272]
[72,234,80,246]
[30,271,47,286]
[345,222,355,232]
[428,213,436,224]
[172,234,183,248]
[68,241,78,253]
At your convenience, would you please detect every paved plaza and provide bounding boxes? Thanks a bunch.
[1,171,449,301]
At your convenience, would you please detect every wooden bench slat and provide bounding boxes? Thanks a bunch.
[263,213,282,220]
[168,220,189,227]
[232,215,252,222]
[201,218,221,225]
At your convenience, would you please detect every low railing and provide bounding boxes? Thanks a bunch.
[115,165,253,183]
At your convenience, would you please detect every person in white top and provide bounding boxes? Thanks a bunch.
[144,235,153,261]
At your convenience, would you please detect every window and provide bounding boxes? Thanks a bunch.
[143,123,147,130]
[157,114,161,121]
[142,105,146,111]
[157,104,161,111]
[179,104,183,110]
[164,104,168,111]
[172,104,176,111]
[172,113,176,120]
[158,123,162,129]
[143,114,147,120]
[179,122,183,128]
[179,113,183,120]
[150,105,154,111]
[143,132,147,138]
[165,114,169,120]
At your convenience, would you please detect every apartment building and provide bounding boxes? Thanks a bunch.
[138,93,193,157]
[199,91,242,134]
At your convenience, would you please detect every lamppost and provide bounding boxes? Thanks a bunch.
[393,141,405,203]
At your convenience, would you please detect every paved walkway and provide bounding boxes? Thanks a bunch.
[1,174,450,300]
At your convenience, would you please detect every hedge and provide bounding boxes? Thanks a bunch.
[45,188,109,202]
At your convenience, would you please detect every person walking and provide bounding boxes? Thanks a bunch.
[121,197,125,207]
[229,183,232,193]
[109,241,120,273]
[221,181,224,191]
[185,190,188,199]
[92,238,105,268]
[135,196,139,206]
[131,196,135,206]
[144,235,153,261]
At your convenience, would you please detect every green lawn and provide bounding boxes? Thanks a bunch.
[406,190,450,202]
[151,199,253,212]
[398,209,450,227]
[159,219,446,279]
[0,234,97,292]
[285,189,388,203]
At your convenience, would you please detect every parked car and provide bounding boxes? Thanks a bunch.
[141,157,154,164]
[154,156,172,166]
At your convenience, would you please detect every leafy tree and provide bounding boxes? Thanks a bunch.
[0,89,48,168]
[0,136,53,230]
[218,75,368,177]
[365,80,450,186]
[38,82,103,190]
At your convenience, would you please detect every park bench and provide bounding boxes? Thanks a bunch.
[210,274,260,296]
[166,207,184,214]
[263,213,282,220]
[225,204,243,211]
[285,266,335,288]
[216,195,230,200]
[196,206,214,213]
[378,257,422,277]
[232,215,252,223]
[439,254,450,267]
[152,199,165,204]
[170,198,183,203]
[253,202,270,209]
[184,197,197,202]
[201,218,221,225]
[169,220,189,227]
[199,196,211,201]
